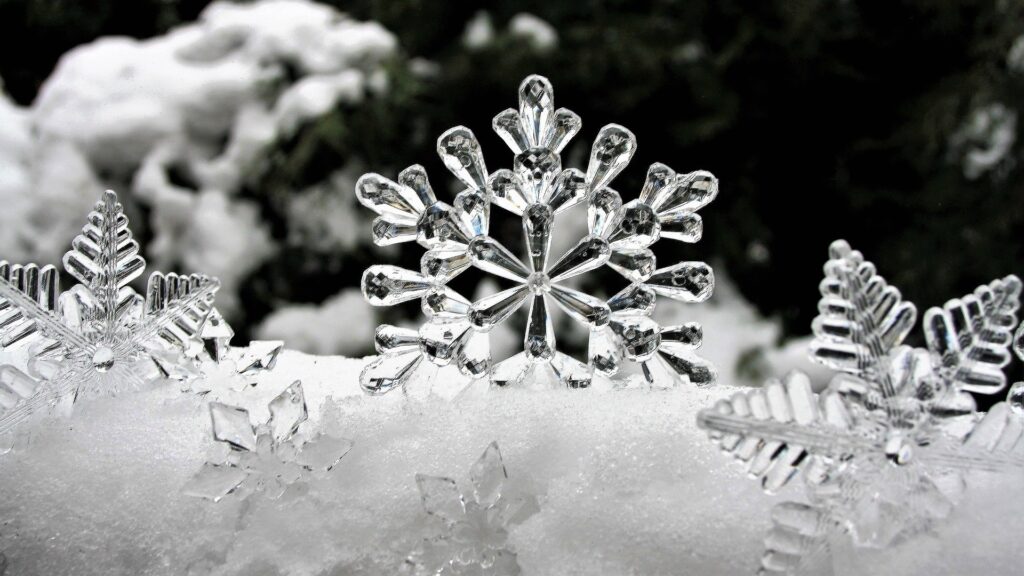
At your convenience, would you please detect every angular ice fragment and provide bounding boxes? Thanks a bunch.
[210,402,256,452]
[416,474,464,523]
[470,441,507,508]
[233,340,284,375]
[268,381,308,443]
[182,463,249,502]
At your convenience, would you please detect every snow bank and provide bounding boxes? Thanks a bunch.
[0,350,1021,575]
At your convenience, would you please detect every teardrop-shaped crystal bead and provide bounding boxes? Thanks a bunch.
[518,75,554,148]
[549,284,611,326]
[586,124,636,192]
[651,170,718,214]
[489,169,529,216]
[610,315,661,361]
[437,126,488,191]
[608,200,661,250]
[638,162,676,204]
[514,147,561,203]
[490,352,531,388]
[362,266,431,306]
[551,352,593,389]
[419,319,472,366]
[421,248,472,282]
[658,212,703,243]
[470,284,530,330]
[547,236,611,282]
[422,287,471,318]
[608,249,656,283]
[647,262,715,302]
[374,324,419,354]
[588,188,622,238]
[523,203,553,273]
[360,350,423,395]
[417,202,470,248]
[469,237,530,282]
[372,217,417,246]
[545,108,581,153]
[655,347,716,386]
[524,294,555,361]
[588,326,622,376]
[355,173,425,222]
[660,322,703,349]
[453,189,489,238]
[493,108,528,154]
[547,168,587,213]
[458,330,491,378]
[398,164,437,208]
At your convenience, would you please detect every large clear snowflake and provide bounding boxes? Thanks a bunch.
[406,442,539,576]
[0,190,221,436]
[697,240,1023,575]
[183,380,353,502]
[358,75,718,393]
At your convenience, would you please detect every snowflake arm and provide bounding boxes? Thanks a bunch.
[809,240,917,399]
[922,274,1021,394]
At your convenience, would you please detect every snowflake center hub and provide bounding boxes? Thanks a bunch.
[526,272,550,294]
[92,346,115,372]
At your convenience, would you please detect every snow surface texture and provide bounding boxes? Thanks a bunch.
[0,0,396,317]
[0,348,1021,575]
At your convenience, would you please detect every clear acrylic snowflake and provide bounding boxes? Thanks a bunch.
[0,190,221,437]
[358,74,718,393]
[183,380,353,502]
[406,442,538,576]
[697,240,1024,575]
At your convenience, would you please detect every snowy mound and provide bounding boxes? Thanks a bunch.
[0,349,1021,575]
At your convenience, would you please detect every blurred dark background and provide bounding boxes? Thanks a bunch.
[0,0,1022,356]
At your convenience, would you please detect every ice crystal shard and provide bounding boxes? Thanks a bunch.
[0,190,222,435]
[697,239,1023,574]
[184,381,352,502]
[358,75,719,393]
[407,442,537,576]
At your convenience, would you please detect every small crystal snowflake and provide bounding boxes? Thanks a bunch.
[697,240,1023,575]
[184,380,352,502]
[181,309,285,399]
[0,190,221,436]
[358,74,718,393]
[406,442,538,576]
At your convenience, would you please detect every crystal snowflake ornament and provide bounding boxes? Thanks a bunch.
[0,190,221,436]
[697,240,1023,575]
[184,380,353,502]
[406,442,538,576]
[358,74,718,393]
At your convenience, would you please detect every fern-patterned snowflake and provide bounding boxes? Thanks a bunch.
[697,239,1023,575]
[358,75,718,393]
[0,190,221,437]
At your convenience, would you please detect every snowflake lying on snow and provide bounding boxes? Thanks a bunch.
[184,380,353,502]
[698,240,1023,575]
[0,190,221,438]
[182,309,285,401]
[406,442,538,576]
[358,74,718,393]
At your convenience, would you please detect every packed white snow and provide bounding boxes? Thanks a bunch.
[0,349,1021,575]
